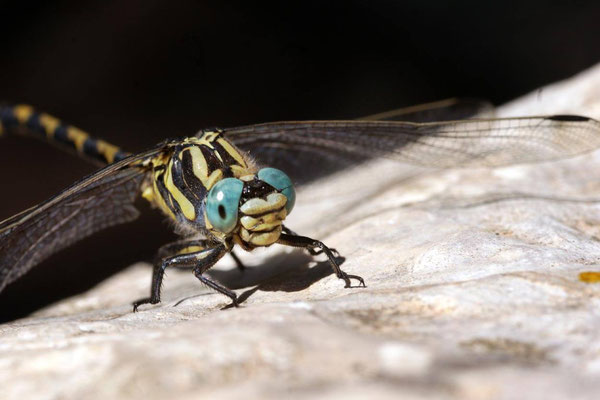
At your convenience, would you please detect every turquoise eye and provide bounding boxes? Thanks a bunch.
[258,167,296,214]
[206,178,244,233]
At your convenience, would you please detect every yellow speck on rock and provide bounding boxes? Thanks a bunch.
[579,271,600,283]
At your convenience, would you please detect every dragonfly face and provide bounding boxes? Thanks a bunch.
[205,167,295,249]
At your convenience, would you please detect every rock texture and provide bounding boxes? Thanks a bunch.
[3,65,600,400]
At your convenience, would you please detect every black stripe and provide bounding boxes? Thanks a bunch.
[114,150,129,162]
[25,112,45,136]
[0,107,17,129]
[180,149,208,201]
[83,137,103,161]
[212,139,242,174]
[199,144,225,177]
[171,151,204,208]
[546,115,590,122]
[155,168,183,219]
[0,106,128,166]
[53,125,76,149]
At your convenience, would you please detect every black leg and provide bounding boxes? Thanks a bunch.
[155,239,209,262]
[277,233,365,288]
[229,250,247,271]
[282,225,339,257]
[133,242,229,312]
[281,225,299,236]
[194,270,238,307]
[132,261,170,312]
[193,246,239,307]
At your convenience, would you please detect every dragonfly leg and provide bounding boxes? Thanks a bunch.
[133,242,229,312]
[277,233,365,288]
[193,270,238,307]
[281,225,298,236]
[192,245,238,306]
[282,225,339,257]
[155,239,210,263]
[229,250,247,271]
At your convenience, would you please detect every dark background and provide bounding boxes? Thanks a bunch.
[1,1,599,322]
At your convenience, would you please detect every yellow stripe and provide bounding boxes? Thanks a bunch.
[188,146,209,182]
[187,146,224,190]
[165,159,196,221]
[230,165,249,177]
[66,126,89,152]
[95,139,121,163]
[14,105,34,124]
[199,131,219,144]
[210,146,223,163]
[39,113,61,139]
[141,185,156,203]
[150,179,177,221]
[177,245,206,255]
[5,105,125,166]
[188,131,219,148]
[217,138,248,167]
[187,133,223,164]
[142,154,178,221]
[205,169,224,190]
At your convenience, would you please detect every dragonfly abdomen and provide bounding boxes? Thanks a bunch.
[0,104,129,165]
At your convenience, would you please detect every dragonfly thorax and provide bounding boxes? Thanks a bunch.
[141,131,256,232]
[141,131,296,248]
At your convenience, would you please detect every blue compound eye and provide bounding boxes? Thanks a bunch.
[206,178,244,233]
[258,167,296,214]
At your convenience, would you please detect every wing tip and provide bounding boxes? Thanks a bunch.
[546,115,591,122]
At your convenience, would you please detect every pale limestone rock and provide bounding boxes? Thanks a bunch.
[2,65,600,400]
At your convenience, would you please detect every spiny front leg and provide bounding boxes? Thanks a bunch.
[282,225,339,257]
[229,250,247,272]
[133,241,229,312]
[193,269,239,307]
[277,233,365,288]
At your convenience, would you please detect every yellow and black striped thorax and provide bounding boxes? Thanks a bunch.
[141,130,256,230]
[0,104,129,165]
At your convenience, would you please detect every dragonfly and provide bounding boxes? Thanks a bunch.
[0,100,599,311]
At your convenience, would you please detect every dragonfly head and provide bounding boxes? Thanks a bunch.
[204,168,295,248]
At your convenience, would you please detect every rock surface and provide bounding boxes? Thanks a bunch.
[3,65,600,400]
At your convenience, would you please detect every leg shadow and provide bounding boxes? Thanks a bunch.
[206,249,346,305]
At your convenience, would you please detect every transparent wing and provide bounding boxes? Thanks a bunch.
[0,149,160,291]
[359,98,495,122]
[225,115,600,183]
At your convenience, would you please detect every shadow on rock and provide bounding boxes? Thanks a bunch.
[206,249,345,305]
